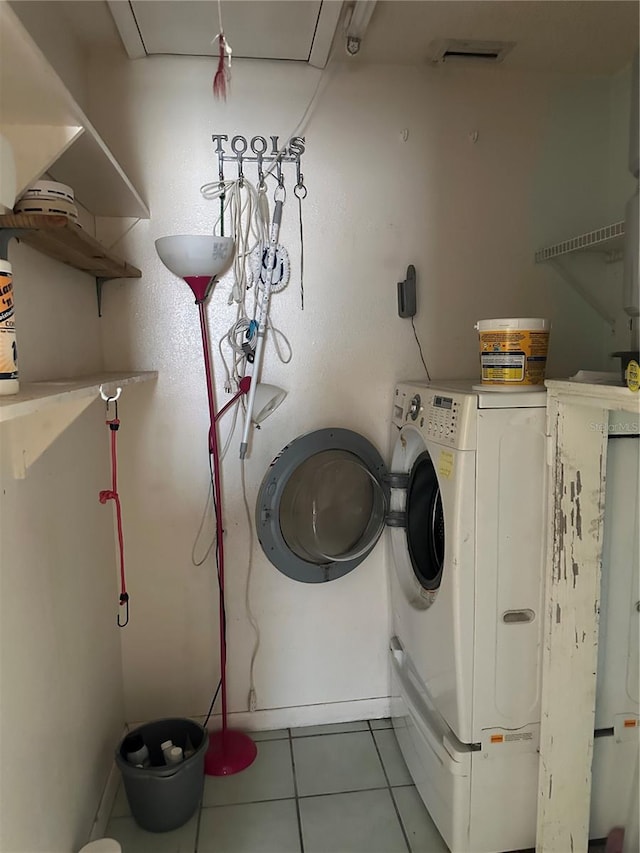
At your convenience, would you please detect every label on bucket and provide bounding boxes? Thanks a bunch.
[481,352,526,382]
[479,329,549,386]
[0,270,18,381]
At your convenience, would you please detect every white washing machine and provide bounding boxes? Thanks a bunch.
[590,415,639,839]
[253,381,638,850]
[388,380,548,853]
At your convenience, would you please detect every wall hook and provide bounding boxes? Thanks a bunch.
[117,592,130,628]
[100,385,122,403]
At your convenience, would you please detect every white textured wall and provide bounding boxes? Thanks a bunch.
[0,243,124,852]
[606,66,637,354]
[9,0,90,113]
[86,53,629,727]
[531,66,637,365]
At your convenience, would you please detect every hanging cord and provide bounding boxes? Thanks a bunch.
[191,398,240,566]
[240,460,261,710]
[411,316,431,381]
[203,678,222,728]
[202,177,294,392]
[297,190,305,310]
[294,155,307,310]
[203,448,226,728]
[98,397,129,627]
[266,316,292,364]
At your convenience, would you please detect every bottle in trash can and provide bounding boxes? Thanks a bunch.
[124,733,150,768]
[167,746,184,765]
[183,734,195,758]
[161,740,176,764]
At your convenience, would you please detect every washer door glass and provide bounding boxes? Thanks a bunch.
[406,451,445,591]
[280,449,385,563]
[256,429,388,583]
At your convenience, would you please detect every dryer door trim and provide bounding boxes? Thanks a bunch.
[256,428,388,583]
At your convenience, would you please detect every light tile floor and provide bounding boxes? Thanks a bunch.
[106,720,607,853]
[106,719,448,853]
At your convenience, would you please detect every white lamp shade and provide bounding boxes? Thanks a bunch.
[253,383,286,423]
[155,235,234,279]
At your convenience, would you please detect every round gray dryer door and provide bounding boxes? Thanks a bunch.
[256,428,389,583]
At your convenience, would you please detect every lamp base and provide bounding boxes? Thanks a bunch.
[204,729,257,776]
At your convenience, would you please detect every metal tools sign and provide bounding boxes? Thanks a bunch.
[212,134,307,196]
[212,135,306,160]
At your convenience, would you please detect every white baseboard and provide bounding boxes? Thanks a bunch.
[195,695,391,732]
[88,727,128,842]
[126,696,391,744]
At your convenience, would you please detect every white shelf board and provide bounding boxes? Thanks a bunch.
[0,371,157,423]
[0,3,149,218]
[545,376,640,413]
[535,221,625,263]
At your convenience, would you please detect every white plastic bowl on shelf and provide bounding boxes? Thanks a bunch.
[14,196,78,222]
[19,179,74,203]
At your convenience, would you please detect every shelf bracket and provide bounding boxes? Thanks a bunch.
[548,259,616,328]
[96,277,107,318]
[0,229,27,261]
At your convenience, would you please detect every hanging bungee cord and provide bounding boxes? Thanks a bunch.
[98,385,130,628]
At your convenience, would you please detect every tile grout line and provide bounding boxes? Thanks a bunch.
[193,791,205,853]
[288,728,306,853]
[198,783,415,811]
[368,721,413,853]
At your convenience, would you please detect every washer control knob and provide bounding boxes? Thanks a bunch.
[408,394,421,421]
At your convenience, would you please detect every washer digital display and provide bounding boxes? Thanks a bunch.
[433,396,452,410]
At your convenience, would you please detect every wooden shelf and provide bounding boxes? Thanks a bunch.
[0,2,149,218]
[0,214,141,280]
[0,371,157,477]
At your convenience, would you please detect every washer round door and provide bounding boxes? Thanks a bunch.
[256,428,389,583]
[389,424,446,609]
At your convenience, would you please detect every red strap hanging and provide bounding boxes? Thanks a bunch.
[99,401,129,627]
[212,0,232,100]
[213,33,230,100]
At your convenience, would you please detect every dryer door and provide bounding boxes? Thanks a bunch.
[256,428,389,583]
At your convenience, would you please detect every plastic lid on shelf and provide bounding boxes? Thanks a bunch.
[19,180,75,203]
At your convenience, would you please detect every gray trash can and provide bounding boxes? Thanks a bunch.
[115,718,208,832]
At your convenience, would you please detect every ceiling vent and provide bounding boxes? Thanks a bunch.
[429,39,515,64]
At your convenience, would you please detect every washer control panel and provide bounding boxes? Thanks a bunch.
[392,383,477,450]
[426,393,458,443]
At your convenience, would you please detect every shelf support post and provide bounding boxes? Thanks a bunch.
[96,277,107,317]
[0,229,27,261]
[549,259,616,328]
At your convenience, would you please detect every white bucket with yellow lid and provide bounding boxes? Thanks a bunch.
[475,318,550,388]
